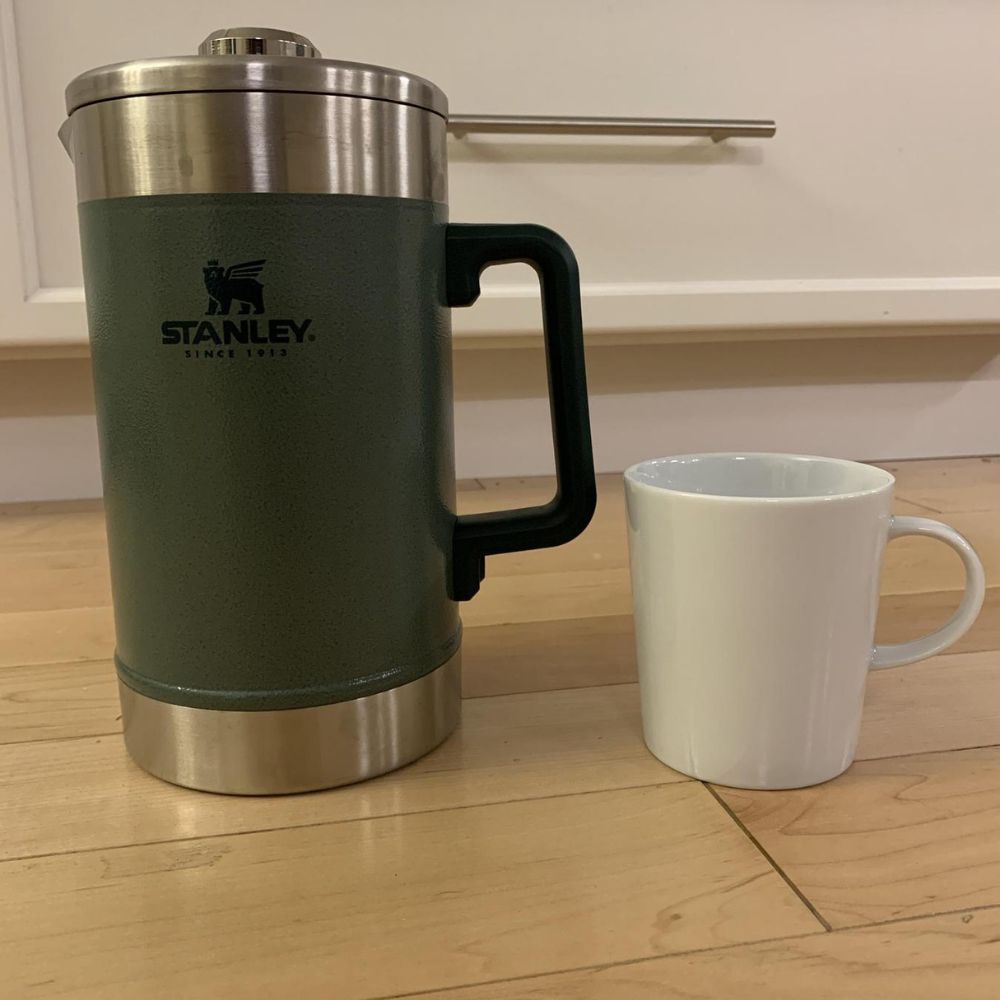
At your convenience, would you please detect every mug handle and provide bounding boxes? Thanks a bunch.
[445,224,597,601]
[871,516,986,669]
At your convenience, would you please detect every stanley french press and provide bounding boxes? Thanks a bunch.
[61,27,596,794]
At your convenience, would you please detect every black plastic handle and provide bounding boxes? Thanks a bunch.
[446,224,597,601]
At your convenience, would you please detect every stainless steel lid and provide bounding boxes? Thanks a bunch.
[64,26,448,118]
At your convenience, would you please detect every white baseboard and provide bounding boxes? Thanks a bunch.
[1,414,102,502]
[454,380,1000,479]
[4,335,1000,503]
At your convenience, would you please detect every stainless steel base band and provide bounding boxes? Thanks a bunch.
[119,652,462,795]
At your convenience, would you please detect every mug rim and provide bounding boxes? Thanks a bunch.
[623,452,896,503]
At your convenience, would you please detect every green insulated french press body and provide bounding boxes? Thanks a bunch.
[60,27,596,793]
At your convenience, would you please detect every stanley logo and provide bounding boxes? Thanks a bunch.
[204,258,265,315]
[161,259,315,359]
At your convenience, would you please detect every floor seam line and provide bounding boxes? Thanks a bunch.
[363,927,830,1000]
[828,899,1000,933]
[703,782,833,932]
[0,779,689,866]
[859,739,1000,764]
[0,730,121,748]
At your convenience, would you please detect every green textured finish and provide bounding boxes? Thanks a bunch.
[80,193,459,710]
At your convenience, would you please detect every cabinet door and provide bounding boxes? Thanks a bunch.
[4,0,1000,356]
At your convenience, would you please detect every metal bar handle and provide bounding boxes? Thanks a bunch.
[447,115,776,141]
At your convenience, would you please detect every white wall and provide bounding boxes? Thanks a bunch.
[3,0,1000,500]
[9,0,1000,350]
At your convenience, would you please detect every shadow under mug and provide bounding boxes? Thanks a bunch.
[624,453,986,790]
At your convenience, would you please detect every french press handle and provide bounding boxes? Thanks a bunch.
[445,224,597,601]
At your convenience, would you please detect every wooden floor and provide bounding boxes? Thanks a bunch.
[4,457,1000,997]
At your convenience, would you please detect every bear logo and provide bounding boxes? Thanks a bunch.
[203,259,266,315]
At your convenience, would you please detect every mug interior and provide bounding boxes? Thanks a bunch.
[625,453,894,500]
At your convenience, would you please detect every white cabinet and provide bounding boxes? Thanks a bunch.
[3,0,1000,356]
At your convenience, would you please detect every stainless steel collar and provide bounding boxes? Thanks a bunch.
[61,27,449,203]
[65,28,447,118]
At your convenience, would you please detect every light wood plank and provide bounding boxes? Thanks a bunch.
[0,585,994,693]
[409,907,1000,999]
[461,476,938,581]
[20,646,999,885]
[0,473,968,634]
[0,499,103,516]
[462,584,1000,668]
[463,566,633,627]
[0,683,680,860]
[457,475,628,578]
[880,509,1000,595]
[881,456,1000,513]
[0,636,1000,759]
[464,614,637,697]
[487,498,629,576]
[4,458,1000,997]
[0,783,820,1000]
[475,474,562,493]
[0,583,970,701]
[875,587,1000,655]
[471,460,992,503]
[470,497,990,589]
[467,586,1000,697]
[715,744,1000,928]
[0,658,118,744]
[460,493,980,629]
[472,473,623,498]
[0,620,638,743]
[0,513,984,633]
[0,548,111,612]
[0,606,114,667]
[6,642,998,846]
[0,507,107,551]
[880,456,1000,481]
[859,649,1000,761]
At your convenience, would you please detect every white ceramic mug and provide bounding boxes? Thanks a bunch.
[624,453,986,789]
